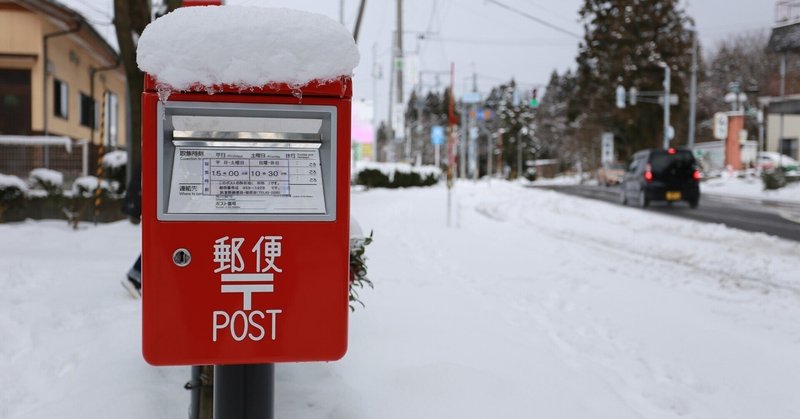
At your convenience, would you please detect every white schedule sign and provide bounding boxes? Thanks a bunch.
[168,147,326,214]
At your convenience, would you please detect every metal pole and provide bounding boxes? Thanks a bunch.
[372,43,379,162]
[471,105,478,180]
[516,132,522,179]
[661,63,671,149]
[189,366,201,419]
[459,103,467,178]
[487,133,492,182]
[758,109,765,166]
[396,0,403,105]
[213,364,274,419]
[386,32,395,161]
[688,30,697,148]
[780,53,786,162]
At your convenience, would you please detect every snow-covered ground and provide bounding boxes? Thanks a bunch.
[533,173,800,205]
[701,175,800,204]
[2,181,799,418]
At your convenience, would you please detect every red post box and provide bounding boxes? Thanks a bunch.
[141,76,351,366]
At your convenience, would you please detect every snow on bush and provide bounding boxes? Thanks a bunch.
[354,161,441,181]
[71,176,112,198]
[137,6,360,93]
[28,168,64,196]
[353,161,441,188]
[0,173,28,197]
[102,150,128,169]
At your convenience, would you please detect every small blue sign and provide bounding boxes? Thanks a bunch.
[431,125,445,145]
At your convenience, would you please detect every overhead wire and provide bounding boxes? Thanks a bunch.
[485,0,582,39]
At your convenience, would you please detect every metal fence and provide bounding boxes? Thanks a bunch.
[0,139,90,186]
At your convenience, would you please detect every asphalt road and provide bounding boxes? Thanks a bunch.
[532,184,800,242]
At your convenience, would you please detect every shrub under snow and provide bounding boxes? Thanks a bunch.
[353,162,441,188]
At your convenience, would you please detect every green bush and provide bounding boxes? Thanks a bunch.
[0,174,28,222]
[354,165,440,188]
[762,168,787,190]
[356,169,391,188]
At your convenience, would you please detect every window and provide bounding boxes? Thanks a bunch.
[53,79,68,119]
[104,91,118,147]
[780,138,798,160]
[0,69,31,135]
[79,92,96,128]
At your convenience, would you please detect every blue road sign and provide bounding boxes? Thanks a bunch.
[431,125,445,145]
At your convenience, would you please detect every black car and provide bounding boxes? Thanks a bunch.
[620,147,701,208]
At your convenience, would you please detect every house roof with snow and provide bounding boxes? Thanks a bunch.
[768,22,800,53]
[8,0,118,62]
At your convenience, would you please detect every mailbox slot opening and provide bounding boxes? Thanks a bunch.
[157,102,337,221]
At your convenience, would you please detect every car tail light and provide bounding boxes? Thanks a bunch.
[644,163,653,182]
[692,169,701,181]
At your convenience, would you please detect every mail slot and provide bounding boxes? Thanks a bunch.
[142,77,351,366]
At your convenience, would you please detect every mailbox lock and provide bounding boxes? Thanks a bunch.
[172,248,191,267]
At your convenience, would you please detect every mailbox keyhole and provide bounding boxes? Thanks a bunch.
[173,248,191,267]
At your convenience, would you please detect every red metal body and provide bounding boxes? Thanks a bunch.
[142,76,352,366]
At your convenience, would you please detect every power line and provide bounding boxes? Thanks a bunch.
[485,0,581,39]
[426,36,576,46]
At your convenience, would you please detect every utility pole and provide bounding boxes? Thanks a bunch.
[372,42,380,161]
[396,0,403,105]
[471,69,478,180]
[688,29,697,149]
[780,52,786,161]
[386,32,395,162]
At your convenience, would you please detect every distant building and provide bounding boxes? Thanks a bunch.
[0,0,127,179]
[764,1,800,160]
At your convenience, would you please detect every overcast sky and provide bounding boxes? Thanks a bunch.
[67,0,776,120]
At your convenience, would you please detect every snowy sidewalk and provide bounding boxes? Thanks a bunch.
[2,182,800,418]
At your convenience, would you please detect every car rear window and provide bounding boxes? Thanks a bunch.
[649,150,695,175]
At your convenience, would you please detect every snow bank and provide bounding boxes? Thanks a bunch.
[137,6,360,92]
[102,150,128,169]
[701,175,800,204]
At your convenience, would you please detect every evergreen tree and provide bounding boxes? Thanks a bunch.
[484,80,539,178]
[535,70,580,169]
[398,88,457,166]
[573,0,694,160]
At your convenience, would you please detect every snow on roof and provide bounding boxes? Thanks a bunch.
[136,6,360,92]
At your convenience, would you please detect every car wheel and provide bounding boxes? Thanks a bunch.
[638,190,649,208]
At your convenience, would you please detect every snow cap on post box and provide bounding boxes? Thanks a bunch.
[136,6,360,93]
